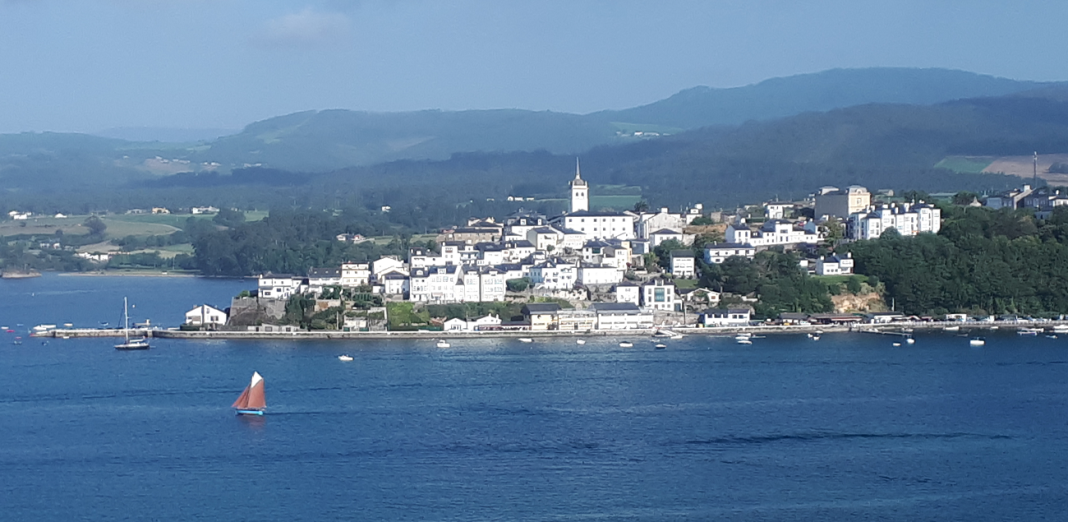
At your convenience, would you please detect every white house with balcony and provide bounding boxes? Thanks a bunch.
[815,253,854,275]
[669,250,696,278]
[704,243,756,264]
[340,262,371,288]
[258,273,303,300]
[530,260,577,290]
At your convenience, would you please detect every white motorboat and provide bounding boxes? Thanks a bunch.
[944,325,961,332]
[576,339,586,345]
[811,335,820,341]
[905,337,916,344]
[892,342,901,347]
[435,340,450,348]
[619,342,634,348]
[518,338,533,343]
[969,337,986,347]
[1052,325,1068,334]
[1017,328,1041,336]
[654,343,667,350]
[338,354,354,362]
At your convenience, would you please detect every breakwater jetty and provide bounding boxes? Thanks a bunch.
[33,320,1068,341]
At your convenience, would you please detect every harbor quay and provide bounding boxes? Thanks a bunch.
[34,320,1067,341]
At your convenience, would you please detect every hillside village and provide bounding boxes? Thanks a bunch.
[180,161,977,333]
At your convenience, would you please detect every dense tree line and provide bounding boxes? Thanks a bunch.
[698,250,836,319]
[190,208,431,276]
[843,206,1068,316]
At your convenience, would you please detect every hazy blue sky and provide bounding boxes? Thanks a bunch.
[0,0,1065,134]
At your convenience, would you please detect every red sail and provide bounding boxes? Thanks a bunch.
[231,386,251,409]
[246,380,266,410]
[232,372,265,410]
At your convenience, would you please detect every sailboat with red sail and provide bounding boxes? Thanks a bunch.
[232,372,266,416]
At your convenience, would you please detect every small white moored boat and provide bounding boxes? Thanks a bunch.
[619,342,633,348]
[435,340,450,348]
[518,338,533,343]
[338,354,354,362]
[969,337,986,347]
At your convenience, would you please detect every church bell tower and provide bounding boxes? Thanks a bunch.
[569,158,588,213]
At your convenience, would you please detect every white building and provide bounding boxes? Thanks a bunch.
[815,253,854,275]
[847,202,941,240]
[641,279,677,311]
[765,203,791,220]
[307,267,341,295]
[636,208,686,240]
[704,243,756,264]
[526,227,562,251]
[409,247,443,269]
[613,282,641,305]
[185,304,227,327]
[258,273,303,300]
[477,266,507,302]
[726,219,821,248]
[530,260,577,290]
[380,272,409,296]
[700,308,752,327]
[589,303,654,330]
[372,256,406,278]
[409,266,460,303]
[340,262,371,288]
[669,250,695,278]
[553,211,636,241]
[577,264,624,286]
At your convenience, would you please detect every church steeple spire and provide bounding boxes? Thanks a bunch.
[569,156,588,213]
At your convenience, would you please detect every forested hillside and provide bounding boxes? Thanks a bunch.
[845,206,1068,316]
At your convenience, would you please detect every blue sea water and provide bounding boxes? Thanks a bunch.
[2,274,1068,521]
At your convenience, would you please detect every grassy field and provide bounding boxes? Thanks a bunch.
[813,274,867,286]
[0,217,88,237]
[934,156,995,174]
[590,195,642,210]
[370,233,437,245]
[99,218,180,237]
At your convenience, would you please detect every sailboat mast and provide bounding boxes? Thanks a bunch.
[124,297,130,342]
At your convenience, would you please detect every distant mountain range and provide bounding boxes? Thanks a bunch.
[1,67,1065,211]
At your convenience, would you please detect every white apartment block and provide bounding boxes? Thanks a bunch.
[726,219,821,247]
[847,203,941,240]
[641,279,677,311]
[553,211,636,241]
[340,262,371,288]
[530,260,577,290]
